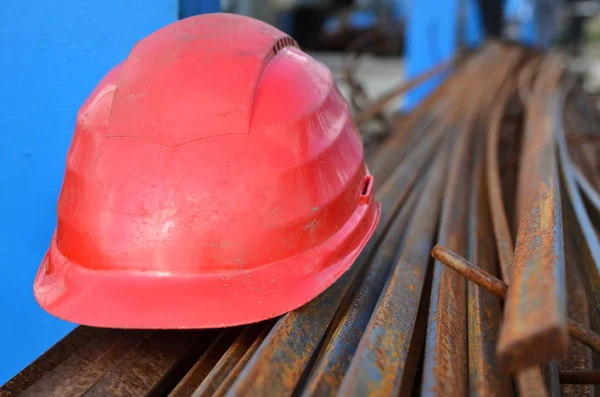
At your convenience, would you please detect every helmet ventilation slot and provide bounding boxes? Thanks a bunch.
[272,36,298,56]
[360,175,373,197]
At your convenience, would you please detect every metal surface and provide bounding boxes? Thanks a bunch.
[336,142,450,397]
[484,56,551,396]
[497,55,569,374]
[300,175,423,397]
[431,246,600,355]
[467,128,512,397]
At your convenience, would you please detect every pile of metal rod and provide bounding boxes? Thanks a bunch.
[363,42,600,396]
[7,42,600,397]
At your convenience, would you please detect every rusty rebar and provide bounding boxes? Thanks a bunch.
[431,245,600,355]
[337,142,451,397]
[466,116,512,396]
[497,55,569,374]
[485,54,551,397]
[354,60,452,127]
[559,371,600,385]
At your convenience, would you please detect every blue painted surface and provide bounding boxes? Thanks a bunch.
[464,0,483,47]
[519,5,537,45]
[404,0,459,108]
[179,0,220,18]
[505,0,537,44]
[0,0,177,384]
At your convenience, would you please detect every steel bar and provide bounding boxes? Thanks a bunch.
[485,59,552,397]
[0,327,106,397]
[368,47,494,186]
[560,225,594,397]
[335,142,450,397]
[81,330,209,397]
[421,109,473,397]
[21,330,153,397]
[431,245,600,354]
[354,60,453,127]
[168,330,240,397]
[560,371,600,385]
[223,122,437,397]
[210,325,273,397]
[497,55,568,374]
[467,128,512,397]
[557,85,600,397]
[300,174,424,396]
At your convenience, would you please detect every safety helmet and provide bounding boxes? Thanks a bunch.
[34,13,380,329]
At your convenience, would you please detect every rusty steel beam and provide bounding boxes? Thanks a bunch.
[497,56,568,374]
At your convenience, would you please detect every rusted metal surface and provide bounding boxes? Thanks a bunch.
[22,330,153,397]
[431,246,600,355]
[559,83,600,397]
[211,324,273,397]
[561,226,594,397]
[9,44,600,397]
[190,323,273,397]
[0,327,105,397]
[560,371,600,384]
[298,130,447,397]
[485,64,552,397]
[222,120,449,397]
[467,129,512,397]
[497,55,569,374]
[168,329,239,397]
[300,174,423,397]
[336,143,450,397]
[421,125,471,395]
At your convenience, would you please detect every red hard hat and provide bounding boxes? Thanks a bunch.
[34,13,380,329]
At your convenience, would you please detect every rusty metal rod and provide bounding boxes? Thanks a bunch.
[497,55,568,374]
[354,60,452,127]
[430,245,600,355]
[559,370,600,385]
[301,177,424,397]
[485,55,551,397]
[466,118,511,395]
[337,141,451,397]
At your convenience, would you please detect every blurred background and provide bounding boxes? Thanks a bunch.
[2,0,600,386]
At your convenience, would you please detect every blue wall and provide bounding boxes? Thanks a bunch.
[180,0,220,18]
[404,0,459,108]
[0,0,177,384]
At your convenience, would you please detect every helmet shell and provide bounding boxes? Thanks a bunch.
[34,13,380,328]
